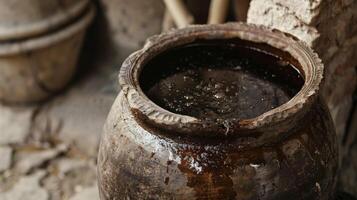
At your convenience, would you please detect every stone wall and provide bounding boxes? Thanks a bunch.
[247,0,357,158]
[247,1,357,195]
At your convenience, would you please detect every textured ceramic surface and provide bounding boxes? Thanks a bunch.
[0,0,89,41]
[98,23,338,199]
[0,6,95,103]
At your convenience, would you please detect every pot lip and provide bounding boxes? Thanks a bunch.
[0,3,95,56]
[0,0,89,42]
[119,23,324,135]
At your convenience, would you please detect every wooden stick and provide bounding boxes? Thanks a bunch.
[162,9,176,32]
[163,0,194,28]
[208,0,230,24]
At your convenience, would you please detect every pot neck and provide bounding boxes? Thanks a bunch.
[119,23,324,139]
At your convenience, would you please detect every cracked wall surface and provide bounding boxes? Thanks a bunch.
[248,0,357,154]
[247,0,357,195]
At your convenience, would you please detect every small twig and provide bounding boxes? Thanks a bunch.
[163,0,194,28]
[162,9,176,32]
[208,0,230,24]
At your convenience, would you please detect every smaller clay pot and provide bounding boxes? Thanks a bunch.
[0,0,89,41]
[100,0,165,51]
[0,5,95,104]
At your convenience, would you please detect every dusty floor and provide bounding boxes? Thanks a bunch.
[0,24,119,199]
[0,62,115,200]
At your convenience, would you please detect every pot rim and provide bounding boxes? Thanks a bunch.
[0,0,89,42]
[119,23,324,136]
[0,3,95,56]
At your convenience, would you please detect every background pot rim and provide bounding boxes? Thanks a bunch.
[119,23,324,136]
[0,0,89,42]
[0,3,95,56]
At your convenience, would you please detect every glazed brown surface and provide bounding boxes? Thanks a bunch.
[98,23,336,200]
[98,95,337,200]
[143,42,303,121]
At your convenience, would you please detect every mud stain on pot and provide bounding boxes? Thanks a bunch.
[175,143,237,199]
[170,137,280,199]
[141,40,304,123]
[168,109,333,199]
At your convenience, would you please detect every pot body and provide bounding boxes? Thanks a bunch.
[0,6,95,103]
[98,92,338,199]
[0,0,89,41]
[98,23,337,199]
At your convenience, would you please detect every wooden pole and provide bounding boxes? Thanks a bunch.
[208,0,230,24]
[163,0,194,28]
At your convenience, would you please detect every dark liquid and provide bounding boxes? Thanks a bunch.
[140,41,304,121]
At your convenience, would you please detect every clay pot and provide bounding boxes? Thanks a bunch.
[0,0,89,41]
[98,23,338,199]
[0,5,95,103]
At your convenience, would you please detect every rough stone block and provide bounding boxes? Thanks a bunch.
[247,0,320,46]
[248,0,357,139]
[271,0,354,25]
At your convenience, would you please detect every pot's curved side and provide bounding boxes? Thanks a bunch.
[0,5,95,103]
[98,92,338,200]
[0,0,89,41]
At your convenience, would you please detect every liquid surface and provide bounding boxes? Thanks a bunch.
[141,42,304,121]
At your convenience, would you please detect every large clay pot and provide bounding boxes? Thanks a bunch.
[98,23,338,199]
[0,0,89,41]
[0,6,95,103]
